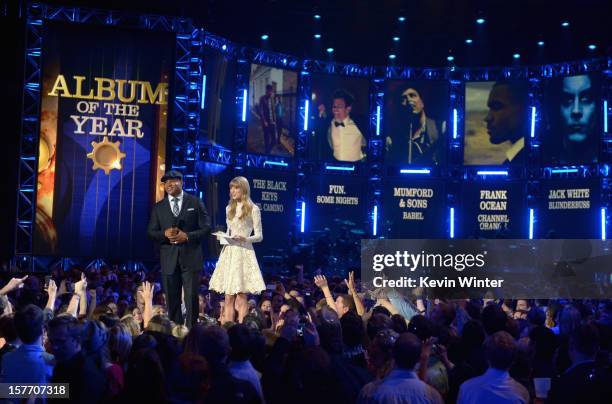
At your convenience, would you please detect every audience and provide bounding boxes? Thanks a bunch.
[0,268,608,404]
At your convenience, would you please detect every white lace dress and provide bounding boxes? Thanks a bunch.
[209,203,266,295]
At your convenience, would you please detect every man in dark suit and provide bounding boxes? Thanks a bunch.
[147,170,211,329]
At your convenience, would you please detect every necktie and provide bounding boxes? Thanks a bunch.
[334,121,345,127]
[172,197,180,217]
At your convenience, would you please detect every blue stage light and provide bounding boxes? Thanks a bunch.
[602,208,607,240]
[300,201,306,233]
[314,34,321,39]
[325,165,355,171]
[529,209,534,240]
[389,54,396,60]
[561,21,570,27]
[513,53,520,59]
[551,168,578,174]
[588,44,597,50]
[373,205,378,236]
[398,16,406,22]
[447,55,454,62]
[476,18,485,24]
[261,34,269,41]
[314,14,321,20]
[263,161,288,167]
[303,100,309,131]
[530,107,536,138]
[450,208,455,239]
[326,47,334,54]
[453,108,458,139]
[604,100,608,132]
[393,36,400,42]
[376,105,381,135]
[537,41,545,47]
[477,170,508,176]
[465,38,473,44]
[200,75,206,109]
[241,89,247,122]
[221,44,227,51]
[400,169,431,174]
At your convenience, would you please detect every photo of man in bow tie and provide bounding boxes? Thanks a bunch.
[327,89,366,162]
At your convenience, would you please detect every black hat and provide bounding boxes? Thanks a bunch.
[161,170,183,182]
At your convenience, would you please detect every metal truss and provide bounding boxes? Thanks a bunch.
[200,144,233,165]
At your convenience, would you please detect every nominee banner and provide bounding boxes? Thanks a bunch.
[245,168,295,257]
[459,181,527,238]
[34,22,174,257]
[304,174,369,236]
[381,178,446,238]
[537,179,601,238]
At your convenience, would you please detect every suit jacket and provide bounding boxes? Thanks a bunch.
[147,192,211,274]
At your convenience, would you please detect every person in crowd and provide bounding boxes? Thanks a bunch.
[358,332,443,403]
[457,331,529,404]
[1,305,54,384]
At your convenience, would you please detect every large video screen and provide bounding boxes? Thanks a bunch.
[201,47,237,149]
[246,64,298,157]
[308,75,370,162]
[463,81,529,166]
[383,80,448,166]
[34,22,173,258]
[542,73,601,165]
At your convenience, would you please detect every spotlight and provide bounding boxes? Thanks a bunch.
[326,47,334,54]
[447,55,455,62]
[314,34,321,39]
[476,18,485,24]
[588,44,597,50]
[561,21,570,27]
[398,16,406,22]
[221,44,227,51]
[261,34,269,40]
[314,14,321,20]
[537,41,545,47]
[465,38,473,44]
[389,54,396,60]
[393,36,400,42]
[513,53,520,59]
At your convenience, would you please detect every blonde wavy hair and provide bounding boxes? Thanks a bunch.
[227,176,254,220]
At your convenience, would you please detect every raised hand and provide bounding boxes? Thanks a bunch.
[344,271,357,292]
[74,273,87,295]
[313,275,328,289]
[141,281,154,302]
[1,275,28,295]
[303,312,320,347]
[46,279,57,297]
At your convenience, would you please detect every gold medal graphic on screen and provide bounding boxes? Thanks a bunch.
[87,136,126,175]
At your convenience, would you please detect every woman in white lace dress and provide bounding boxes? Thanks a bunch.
[209,176,266,323]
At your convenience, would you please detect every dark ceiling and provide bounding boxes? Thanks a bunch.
[11,0,612,67]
